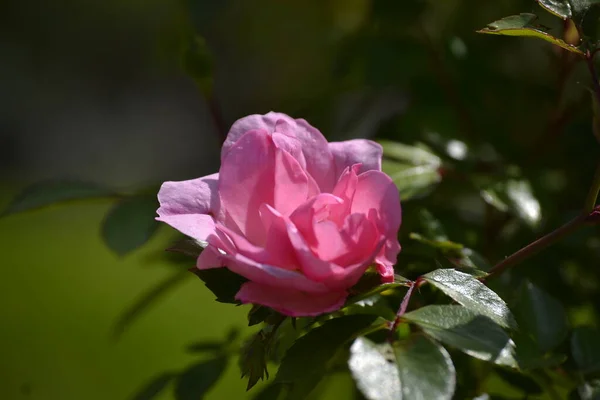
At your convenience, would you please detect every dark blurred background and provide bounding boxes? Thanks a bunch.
[1,0,598,399]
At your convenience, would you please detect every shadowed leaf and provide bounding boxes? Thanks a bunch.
[130,372,176,400]
[2,180,117,217]
[174,357,228,400]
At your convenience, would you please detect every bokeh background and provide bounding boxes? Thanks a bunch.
[1,0,599,399]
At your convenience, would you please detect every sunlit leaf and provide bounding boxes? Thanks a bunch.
[514,282,568,352]
[409,232,464,253]
[571,326,600,374]
[480,179,541,228]
[113,269,190,338]
[131,372,176,400]
[478,13,584,55]
[348,338,401,400]
[1,180,116,217]
[101,195,160,256]
[379,141,442,200]
[536,0,572,19]
[394,335,456,400]
[422,269,517,329]
[174,357,228,400]
[403,305,517,367]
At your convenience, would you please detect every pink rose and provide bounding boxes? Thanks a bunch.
[156,112,401,316]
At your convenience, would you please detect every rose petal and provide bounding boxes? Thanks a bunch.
[351,170,402,238]
[196,245,223,270]
[156,214,216,243]
[235,281,348,317]
[218,129,275,244]
[157,173,220,218]
[211,250,330,293]
[289,193,343,247]
[273,147,312,216]
[329,139,383,180]
[222,112,335,191]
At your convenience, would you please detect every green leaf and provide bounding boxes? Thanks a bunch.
[344,294,396,321]
[240,329,272,391]
[131,372,176,400]
[348,338,401,400]
[571,327,600,374]
[403,305,517,367]
[113,269,190,338]
[480,179,541,228]
[174,357,228,400]
[166,238,206,258]
[477,13,584,55]
[1,180,116,217]
[252,383,286,400]
[422,269,517,330]
[409,232,464,253]
[379,140,442,166]
[189,267,247,304]
[494,368,542,395]
[101,195,160,256]
[378,141,442,201]
[417,209,448,241]
[536,0,572,19]
[248,305,274,327]
[513,331,567,369]
[394,335,456,400]
[276,315,381,396]
[514,282,568,352]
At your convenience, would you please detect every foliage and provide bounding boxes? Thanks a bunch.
[6,0,600,398]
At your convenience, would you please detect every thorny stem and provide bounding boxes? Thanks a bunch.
[388,280,418,342]
[486,49,600,281]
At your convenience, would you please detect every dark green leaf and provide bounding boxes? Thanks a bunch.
[422,269,517,330]
[478,13,583,55]
[494,368,542,394]
[418,209,448,241]
[344,294,396,321]
[248,305,273,327]
[514,282,568,352]
[185,341,223,354]
[276,315,381,397]
[348,337,401,400]
[571,326,600,374]
[480,179,541,228]
[403,305,517,367]
[189,267,247,304]
[131,373,176,400]
[395,335,456,400]
[113,269,190,338]
[240,331,271,391]
[252,383,286,400]
[174,357,228,400]
[513,331,567,369]
[2,180,116,217]
[536,0,572,19]
[101,195,160,256]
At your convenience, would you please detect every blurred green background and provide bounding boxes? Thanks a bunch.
[2,0,599,399]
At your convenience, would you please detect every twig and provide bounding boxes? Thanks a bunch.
[388,280,418,342]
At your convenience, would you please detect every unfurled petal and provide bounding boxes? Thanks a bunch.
[157,173,220,218]
[329,139,383,180]
[235,281,348,317]
[156,214,216,243]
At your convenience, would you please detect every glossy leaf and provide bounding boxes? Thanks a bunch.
[348,338,401,400]
[131,373,176,400]
[478,14,584,55]
[422,269,517,329]
[403,305,517,367]
[480,179,541,227]
[1,180,116,216]
[276,315,381,395]
[514,282,568,352]
[101,195,160,256]
[174,357,228,400]
[536,0,572,19]
[189,267,247,304]
[394,335,456,400]
[571,327,600,374]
